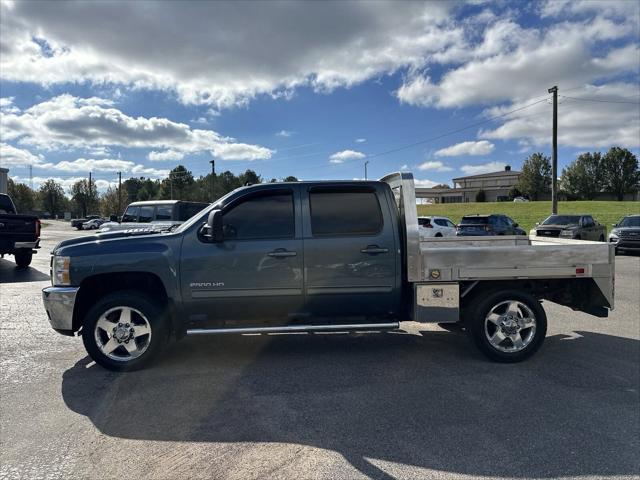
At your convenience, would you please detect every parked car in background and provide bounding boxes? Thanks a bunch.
[100,200,209,232]
[609,214,640,254]
[82,218,106,230]
[513,196,529,202]
[418,216,456,238]
[534,215,605,241]
[456,214,527,236]
[71,215,101,230]
[0,193,40,268]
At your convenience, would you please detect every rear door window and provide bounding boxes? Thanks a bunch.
[139,206,154,223]
[155,205,173,220]
[309,189,383,236]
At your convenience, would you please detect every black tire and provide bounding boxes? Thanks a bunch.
[14,249,32,268]
[435,233,443,237]
[598,235,604,242]
[466,289,547,363]
[82,291,169,371]
[575,235,581,240]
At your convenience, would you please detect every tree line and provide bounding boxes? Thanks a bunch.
[7,167,298,217]
[508,147,638,201]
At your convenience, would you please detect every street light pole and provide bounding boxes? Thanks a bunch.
[210,159,216,202]
[548,85,558,214]
[364,160,369,180]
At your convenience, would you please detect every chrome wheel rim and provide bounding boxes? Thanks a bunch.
[484,300,536,353]
[94,306,152,362]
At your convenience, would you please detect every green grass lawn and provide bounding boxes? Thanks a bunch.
[417,201,639,232]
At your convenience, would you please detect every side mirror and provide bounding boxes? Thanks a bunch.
[513,223,519,228]
[109,215,118,222]
[612,223,617,227]
[207,209,224,242]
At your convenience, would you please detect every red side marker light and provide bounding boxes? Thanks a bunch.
[576,268,585,275]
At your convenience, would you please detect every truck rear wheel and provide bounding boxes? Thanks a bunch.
[14,250,32,268]
[467,290,547,363]
[82,291,169,371]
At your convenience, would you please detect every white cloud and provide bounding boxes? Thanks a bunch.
[0,143,43,166]
[396,16,638,108]
[39,157,169,178]
[460,161,507,175]
[479,83,640,148]
[329,149,366,164]
[417,160,453,172]
[148,150,185,162]
[0,2,458,109]
[434,140,495,157]
[1,94,274,161]
[276,130,294,138]
[400,164,409,171]
[414,179,439,188]
[355,138,367,143]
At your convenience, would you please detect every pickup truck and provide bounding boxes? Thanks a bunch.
[99,200,208,232]
[0,193,40,268]
[42,173,615,371]
[534,214,606,241]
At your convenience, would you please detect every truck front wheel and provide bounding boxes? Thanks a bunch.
[467,290,547,363]
[14,249,33,268]
[82,291,169,371]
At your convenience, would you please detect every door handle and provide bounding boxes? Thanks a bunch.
[360,245,389,255]
[267,249,297,258]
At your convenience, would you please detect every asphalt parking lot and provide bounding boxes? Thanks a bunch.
[1,220,638,480]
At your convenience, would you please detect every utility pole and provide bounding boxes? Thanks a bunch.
[170,174,173,200]
[210,159,216,202]
[364,160,369,180]
[29,165,33,190]
[548,85,558,214]
[117,171,122,216]
[88,171,92,217]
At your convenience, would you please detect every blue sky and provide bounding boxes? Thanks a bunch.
[1,0,638,192]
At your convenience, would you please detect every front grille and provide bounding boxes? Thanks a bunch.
[536,229,561,237]
[619,230,640,238]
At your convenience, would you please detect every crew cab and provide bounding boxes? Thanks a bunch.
[0,193,40,268]
[42,173,615,371]
[99,200,208,232]
[534,214,606,241]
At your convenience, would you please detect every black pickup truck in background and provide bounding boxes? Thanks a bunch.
[0,193,40,268]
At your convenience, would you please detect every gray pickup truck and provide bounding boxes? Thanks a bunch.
[42,173,615,371]
[0,193,40,268]
[534,214,606,241]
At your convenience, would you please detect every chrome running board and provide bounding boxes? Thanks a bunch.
[186,322,399,336]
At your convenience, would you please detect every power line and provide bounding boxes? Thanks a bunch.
[559,95,640,105]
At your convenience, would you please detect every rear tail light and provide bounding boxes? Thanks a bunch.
[425,223,433,228]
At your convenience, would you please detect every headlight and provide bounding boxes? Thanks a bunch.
[52,256,71,286]
[609,230,619,243]
[560,230,574,237]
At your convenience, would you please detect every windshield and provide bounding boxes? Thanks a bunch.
[542,215,580,225]
[618,216,640,227]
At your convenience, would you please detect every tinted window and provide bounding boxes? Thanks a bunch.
[122,206,139,222]
[619,216,640,227]
[542,215,580,225]
[434,219,447,227]
[0,194,16,214]
[155,205,173,220]
[446,219,455,228]
[223,192,294,240]
[139,206,154,223]
[310,189,382,236]
[584,216,595,226]
[461,216,488,224]
[418,218,431,226]
[179,203,207,221]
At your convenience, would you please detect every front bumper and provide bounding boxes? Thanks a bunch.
[42,286,79,335]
